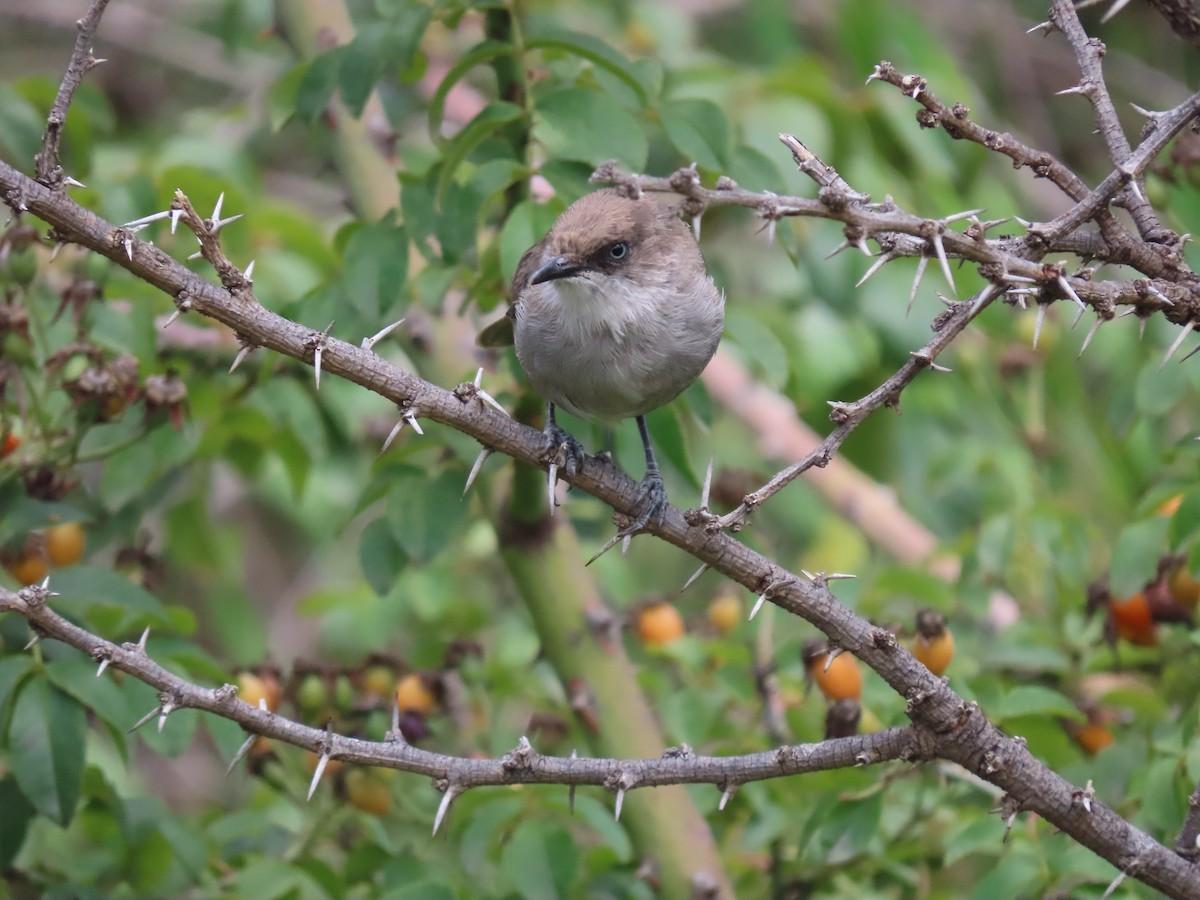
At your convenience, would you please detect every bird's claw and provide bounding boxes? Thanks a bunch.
[620,470,668,537]
[545,422,585,477]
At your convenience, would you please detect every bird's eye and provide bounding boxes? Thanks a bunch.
[608,241,630,261]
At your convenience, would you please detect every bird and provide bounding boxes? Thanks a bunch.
[482,188,724,536]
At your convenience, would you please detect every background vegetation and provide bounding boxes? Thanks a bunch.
[2,0,1200,897]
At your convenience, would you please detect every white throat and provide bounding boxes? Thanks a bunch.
[551,274,646,340]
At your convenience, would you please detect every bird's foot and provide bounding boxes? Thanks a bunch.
[545,421,586,515]
[545,421,585,478]
[622,469,668,537]
[586,471,668,566]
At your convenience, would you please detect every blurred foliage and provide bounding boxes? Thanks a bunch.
[1,0,1200,897]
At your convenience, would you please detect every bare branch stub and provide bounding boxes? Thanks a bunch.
[34,0,113,188]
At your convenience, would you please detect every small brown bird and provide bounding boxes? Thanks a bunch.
[486,189,724,533]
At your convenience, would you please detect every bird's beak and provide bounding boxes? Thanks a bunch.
[530,256,585,285]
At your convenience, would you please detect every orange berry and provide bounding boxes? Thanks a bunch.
[44,522,86,568]
[395,673,436,715]
[1168,565,1200,610]
[345,768,391,816]
[1071,723,1115,756]
[0,433,19,458]
[912,609,955,677]
[636,602,685,646]
[1156,494,1183,517]
[3,539,48,586]
[803,641,863,702]
[237,671,281,711]
[1109,592,1158,646]
[361,664,396,701]
[707,590,741,635]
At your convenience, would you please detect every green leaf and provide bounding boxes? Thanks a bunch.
[386,468,471,563]
[0,654,33,719]
[339,9,432,116]
[645,405,698,488]
[458,795,524,876]
[1109,516,1170,598]
[526,30,650,104]
[44,658,136,739]
[50,565,172,636]
[341,215,408,320]
[1169,490,1200,551]
[295,50,342,125]
[437,101,525,202]
[501,820,575,900]
[534,88,647,171]
[659,98,733,170]
[360,516,409,595]
[990,685,1081,721]
[0,774,35,869]
[8,677,86,827]
[943,814,1004,866]
[428,40,515,140]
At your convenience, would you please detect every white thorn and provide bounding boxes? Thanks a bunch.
[403,412,423,435]
[1078,318,1103,358]
[170,208,183,234]
[50,242,64,262]
[620,534,632,557]
[853,235,871,256]
[187,249,203,261]
[1101,872,1128,900]
[157,701,175,733]
[1160,322,1194,372]
[313,346,323,390]
[766,218,776,244]
[123,210,171,228]
[162,309,182,329]
[1032,305,1047,350]
[243,260,255,281]
[1147,285,1173,307]
[227,733,257,774]
[361,317,405,351]
[931,232,955,295]
[943,208,984,224]
[63,176,86,188]
[856,252,894,288]
[229,345,253,374]
[681,563,709,593]
[96,657,110,677]
[306,752,329,801]
[433,785,462,836]
[908,256,929,315]
[547,462,558,515]
[211,214,244,234]
[1027,19,1052,34]
[1056,84,1088,96]
[124,236,134,260]
[1057,275,1086,314]
[748,592,768,621]
[128,705,159,733]
[614,788,625,821]
[825,240,850,260]
[136,627,150,652]
[211,192,225,223]
[1101,0,1134,22]
[463,448,493,496]
[825,572,857,581]
[700,456,714,509]
[381,418,406,454]
[476,387,509,416]
[719,784,737,811]
[23,634,41,651]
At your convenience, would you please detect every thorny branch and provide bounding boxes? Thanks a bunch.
[3,1,1200,896]
[33,0,109,188]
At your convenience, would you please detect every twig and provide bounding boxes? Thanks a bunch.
[34,0,111,188]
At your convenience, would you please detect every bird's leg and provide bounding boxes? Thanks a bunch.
[545,402,585,476]
[544,402,586,515]
[621,415,668,535]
